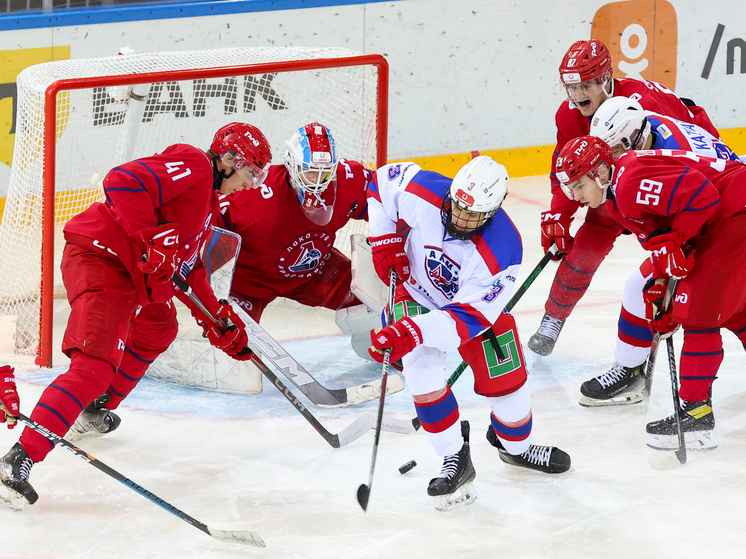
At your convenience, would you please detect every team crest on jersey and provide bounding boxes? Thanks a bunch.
[277,231,333,278]
[424,246,460,299]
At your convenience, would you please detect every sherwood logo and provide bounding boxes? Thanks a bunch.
[93,74,288,127]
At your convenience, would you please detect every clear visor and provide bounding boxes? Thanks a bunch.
[562,77,606,100]
[221,151,268,187]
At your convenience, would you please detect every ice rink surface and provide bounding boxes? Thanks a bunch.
[3,176,746,559]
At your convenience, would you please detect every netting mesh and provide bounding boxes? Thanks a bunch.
[0,46,380,357]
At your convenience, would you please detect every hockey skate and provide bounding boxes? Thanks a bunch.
[646,399,717,451]
[486,426,571,473]
[0,443,38,510]
[68,393,121,441]
[527,313,565,356]
[579,361,645,407]
[427,420,477,512]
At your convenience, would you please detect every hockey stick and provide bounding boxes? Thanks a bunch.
[446,244,559,387]
[15,413,264,547]
[357,269,397,511]
[648,280,687,469]
[642,280,677,398]
[171,275,416,447]
[236,307,405,408]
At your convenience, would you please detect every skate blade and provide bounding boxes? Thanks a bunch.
[578,389,644,407]
[646,431,717,452]
[433,483,477,512]
[0,484,27,512]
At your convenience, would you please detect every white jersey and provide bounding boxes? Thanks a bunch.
[646,112,740,161]
[368,162,522,352]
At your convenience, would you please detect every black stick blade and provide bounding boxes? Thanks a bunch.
[357,484,371,511]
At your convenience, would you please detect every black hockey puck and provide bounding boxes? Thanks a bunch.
[398,460,417,474]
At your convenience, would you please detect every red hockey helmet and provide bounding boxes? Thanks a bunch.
[211,123,272,186]
[555,136,614,199]
[559,40,613,85]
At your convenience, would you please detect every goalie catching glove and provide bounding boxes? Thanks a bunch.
[643,279,678,336]
[643,229,694,280]
[369,317,423,363]
[138,223,180,283]
[0,365,19,429]
[193,300,252,360]
[540,211,573,260]
[369,234,410,285]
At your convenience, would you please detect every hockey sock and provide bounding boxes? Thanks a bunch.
[487,383,533,455]
[19,352,114,463]
[679,328,723,402]
[413,386,462,456]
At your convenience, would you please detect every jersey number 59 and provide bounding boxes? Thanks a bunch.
[636,179,663,206]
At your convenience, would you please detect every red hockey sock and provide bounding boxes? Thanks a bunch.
[679,329,723,402]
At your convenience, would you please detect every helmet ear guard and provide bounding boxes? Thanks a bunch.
[441,156,509,240]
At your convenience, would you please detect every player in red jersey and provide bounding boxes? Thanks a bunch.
[220,123,370,323]
[555,135,746,451]
[529,39,720,363]
[0,123,272,509]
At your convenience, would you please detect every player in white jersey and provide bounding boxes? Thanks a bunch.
[366,156,571,511]
[575,97,744,406]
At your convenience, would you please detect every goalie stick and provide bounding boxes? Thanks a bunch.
[15,412,265,548]
[171,275,419,448]
[446,244,559,387]
[237,306,406,408]
[202,226,405,407]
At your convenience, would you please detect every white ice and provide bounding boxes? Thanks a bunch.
[3,176,746,559]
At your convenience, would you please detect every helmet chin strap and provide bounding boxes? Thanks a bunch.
[212,157,236,191]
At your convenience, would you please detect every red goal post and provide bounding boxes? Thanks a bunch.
[0,47,388,367]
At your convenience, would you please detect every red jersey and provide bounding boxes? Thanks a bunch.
[223,159,370,299]
[606,150,746,244]
[64,144,216,305]
[550,78,720,216]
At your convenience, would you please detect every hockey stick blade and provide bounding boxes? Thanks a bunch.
[357,483,371,511]
[17,413,265,547]
[235,305,404,407]
[648,450,685,470]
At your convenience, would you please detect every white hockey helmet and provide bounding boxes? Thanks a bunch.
[590,96,651,156]
[283,123,339,225]
[441,155,509,240]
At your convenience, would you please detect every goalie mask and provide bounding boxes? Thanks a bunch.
[441,156,509,240]
[211,123,272,188]
[283,123,339,226]
[555,136,614,202]
[590,96,651,158]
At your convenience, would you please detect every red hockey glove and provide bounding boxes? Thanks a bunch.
[368,317,423,363]
[643,279,678,335]
[369,233,410,285]
[540,211,573,261]
[138,223,180,283]
[194,300,250,358]
[0,365,19,429]
[643,230,694,280]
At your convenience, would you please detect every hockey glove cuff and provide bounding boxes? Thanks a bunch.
[194,300,250,358]
[643,278,678,336]
[643,229,694,280]
[368,317,423,363]
[369,233,411,285]
[0,365,19,429]
[138,223,180,283]
[540,211,573,261]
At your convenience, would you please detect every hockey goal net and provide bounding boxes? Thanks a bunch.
[0,46,387,366]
